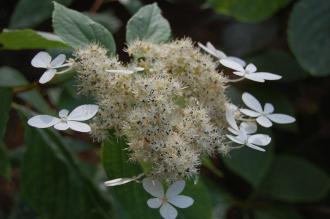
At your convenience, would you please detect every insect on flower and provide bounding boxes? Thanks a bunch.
[31,51,71,84]
[143,178,194,219]
[198,42,246,66]
[220,59,282,83]
[240,92,296,128]
[28,104,99,132]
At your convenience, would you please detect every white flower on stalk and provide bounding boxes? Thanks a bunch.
[104,173,144,187]
[27,104,99,133]
[219,59,282,82]
[198,42,246,66]
[143,178,194,219]
[240,92,296,128]
[226,104,271,152]
[106,67,144,75]
[31,51,70,84]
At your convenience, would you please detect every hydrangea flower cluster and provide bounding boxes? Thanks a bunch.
[27,39,295,219]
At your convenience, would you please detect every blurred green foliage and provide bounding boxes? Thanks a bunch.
[0,0,329,219]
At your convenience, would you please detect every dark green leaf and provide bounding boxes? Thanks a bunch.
[260,155,330,202]
[0,88,12,139]
[101,135,158,219]
[126,3,171,43]
[288,0,330,76]
[180,179,213,219]
[248,50,309,82]
[224,146,274,188]
[208,0,291,22]
[0,29,68,50]
[84,12,122,33]
[9,0,72,28]
[0,88,12,180]
[53,2,116,54]
[0,66,28,87]
[119,0,143,14]
[0,143,11,179]
[254,207,302,219]
[221,19,278,56]
[22,126,113,219]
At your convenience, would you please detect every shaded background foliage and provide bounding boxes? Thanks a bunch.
[0,0,329,219]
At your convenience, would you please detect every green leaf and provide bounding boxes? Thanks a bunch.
[101,135,158,219]
[0,66,52,114]
[180,180,213,219]
[260,155,330,202]
[248,50,309,82]
[22,126,113,219]
[288,0,330,76]
[126,3,171,43]
[101,135,212,219]
[0,29,68,50]
[221,20,278,56]
[223,146,274,188]
[0,66,28,87]
[254,207,302,219]
[208,0,291,22]
[53,2,116,54]
[84,12,122,33]
[9,0,72,28]
[0,143,11,180]
[0,88,12,139]
[0,88,12,180]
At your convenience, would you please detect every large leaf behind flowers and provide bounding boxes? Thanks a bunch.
[22,124,113,219]
[52,2,116,54]
[101,135,213,219]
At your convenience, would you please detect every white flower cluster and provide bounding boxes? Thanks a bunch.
[199,42,295,152]
[27,40,296,219]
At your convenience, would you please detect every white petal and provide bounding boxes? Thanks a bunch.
[28,115,60,128]
[256,116,272,127]
[228,127,239,135]
[225,103,239,130]
[248,134,271,146]
[106,69,134,75]
[244,73,266,82]
[104,178,135,186]
[264,103,274,114]
[240,108,260,117]
[226,134,244,145]
[31,52,51,68]
[147,198,163,209]
[246,143,266,152]
[267,114,296,124]
[242,92,263,113]
[220,58,245,72]
[168,195,194,208]
[50,54,66,68]
[227,56,246,66]
[58,109,69,118]
[54,121,69,130]
[39,69,56,84]
[246,73,281,82]
[159,203,178,219]
[255,72,282,80]
[166,180,185,198]
[245,63,257,73]
[240,122,257,134]
[67,104,99,121]
[232,71,246,77]
[142,178,164,198]
[67,121,91,132]
[198,42,225,59]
